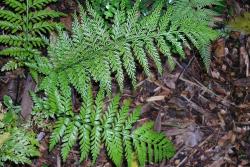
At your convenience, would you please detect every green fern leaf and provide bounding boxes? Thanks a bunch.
[29,10,64,22]
[46,88,174,166]
[1,60,21,71]
[61,120,78,161]
[0,0,63,73]
[0,10,22,23]
[3,0,26,13]
[0,21,22,33]
[49,117,70,151]
[31,0,57,9]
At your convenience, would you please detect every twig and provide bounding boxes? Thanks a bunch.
[177,134,214,167]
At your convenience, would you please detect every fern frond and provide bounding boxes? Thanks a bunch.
[0,128,40,165]
[123,43,137,87]
[0,35,23,46]
[0,0,63,73]
[108,51,124,91]
[1,60,21,71]
[91,90,104,162]
[33,1,220,96]
[0,102,40,165]
[61,120,78,161]
[32,22,62,34]
[3,0,26,13]
[145,39,162,73]
[132,41,150,77]
[172,0,221,23]
[58,72,73,115]
[29,10,64,22]
[0,47,31,58]
[31,0,57,9]
[79,86,93,161]
[0,21,22,33]
[0,10,22,23]
[47,89,174,165]
[49,117,70,151]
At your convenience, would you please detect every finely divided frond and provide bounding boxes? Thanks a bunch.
[31,0,57,9]
[0,10,22,23]
[0,0,63,71]
[49,117,70,151]
[48,89,174,166]
[3,0,26,13]
[61,120,78,161]
[29,10,64,22]
[0,20,20,32]
[33,1,220,96]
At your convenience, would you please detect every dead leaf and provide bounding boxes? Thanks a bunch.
[183,125,203,147]
[210,70,220,79]
[214,38,226,58]
[208,157,225,167]
[218,131,234,146]
[240,46,249,76]
[154,111,162,132]
[21,75,36,119]
[233,77,250,87]
[146,96,165,102]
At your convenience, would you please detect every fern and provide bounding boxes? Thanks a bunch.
[0,0,64,71]
[30,0,220,98]
[46,87,175,166]
[172,0,222,23]
[0,127,40,166]
[0,96,39,166]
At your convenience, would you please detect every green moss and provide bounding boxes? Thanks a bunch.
[228,12,250,34]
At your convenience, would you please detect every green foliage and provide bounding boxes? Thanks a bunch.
[172,0,222,23]
[30,0,220,97]
[227,12,250,34]
[30,91,53,129]
[46,87,175,166]
[0,0,64,71]
[0,96,40,166]
[90,0,132,19]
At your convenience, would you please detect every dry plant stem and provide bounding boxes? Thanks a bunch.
[57,154,61,167]
[177,134,214,167]
[168,145,185,164]
[181,95,207,114]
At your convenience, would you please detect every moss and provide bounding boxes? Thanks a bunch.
[228,12,250,34]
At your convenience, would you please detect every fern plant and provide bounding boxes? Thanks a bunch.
[38,86,175,166]
[0,96,39,166]
[90,0,132,19]
[29,0,221,99]
[0,0,64,72]
[172,0,222,23]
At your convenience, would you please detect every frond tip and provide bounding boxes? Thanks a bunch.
[48,88,175,166]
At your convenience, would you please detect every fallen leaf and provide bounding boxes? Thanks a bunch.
[214,38,226,58]
[208,157,225,167]
[21,75,36,119]
[146,96,165,102]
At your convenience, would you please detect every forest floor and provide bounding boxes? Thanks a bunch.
[1,0,250,167]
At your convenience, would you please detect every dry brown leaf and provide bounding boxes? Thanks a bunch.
[208,157,225,167]
[146,95,165,102]
[214,38,226,58]
[210,70,220,79]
